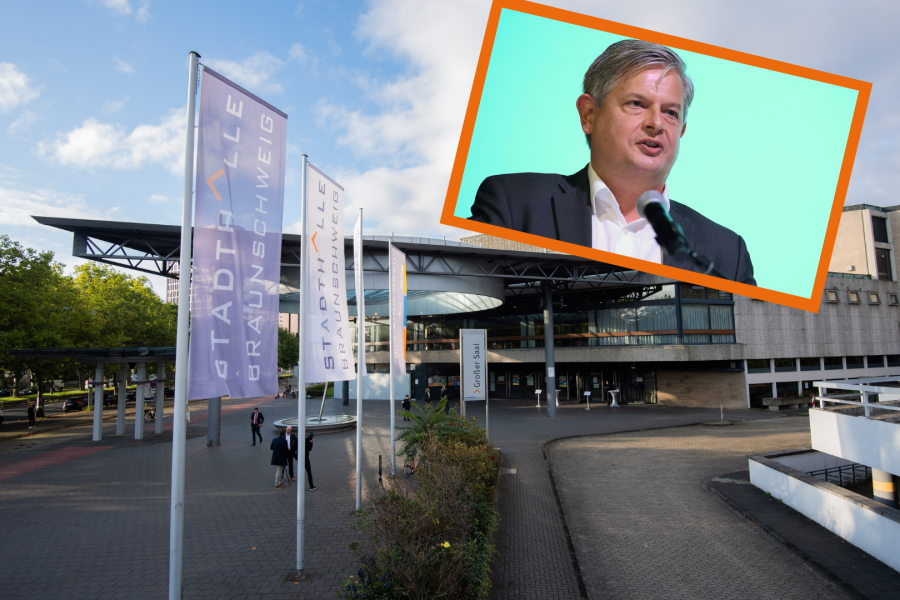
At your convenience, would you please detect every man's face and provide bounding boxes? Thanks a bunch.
[286,426,292,435]
[579,68,686,187]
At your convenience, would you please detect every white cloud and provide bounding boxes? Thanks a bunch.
[8,110,41,136]
[102,0,131,15]
[37,108,184,174]
[114,57,134,74]
[205,51,286,95]
[0,63,42,113]
[148,194,172,204]
[136,0,150,22]
[0,186,104,227]
[289,43,308,63]
[102,97,129,113]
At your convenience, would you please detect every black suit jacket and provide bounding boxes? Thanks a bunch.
[287,434,299,460]
[251,411,264,426]
[470,167,755,285]
[270,436,289,466]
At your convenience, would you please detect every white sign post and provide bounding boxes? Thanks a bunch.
[584,391,591,410]
[460,329,488,438]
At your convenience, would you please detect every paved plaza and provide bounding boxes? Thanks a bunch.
[0,395,875,599]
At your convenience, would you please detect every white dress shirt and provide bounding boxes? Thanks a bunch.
[587,164,669,263]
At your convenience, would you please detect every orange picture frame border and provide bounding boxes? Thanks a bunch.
[439,0,872,313]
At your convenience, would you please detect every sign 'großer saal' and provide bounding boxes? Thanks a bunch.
[305,164,355,383]
[461,329,487,401]
[189,67,287,400]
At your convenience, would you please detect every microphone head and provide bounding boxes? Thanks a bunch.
[636,190,666,220]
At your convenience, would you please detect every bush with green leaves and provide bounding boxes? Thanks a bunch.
[395,399,488,459]
[339,433,497,600]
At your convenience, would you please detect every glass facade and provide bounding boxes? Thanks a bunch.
[350,283,736,352]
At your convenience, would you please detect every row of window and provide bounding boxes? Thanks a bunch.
[747,356,899,373]
[825,290,899,305]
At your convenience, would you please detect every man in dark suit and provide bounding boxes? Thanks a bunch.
[250,407,264,446]
[270,430,289,489]
[304,432,316,491]
[285,425,298,482]
[469,39,755,286]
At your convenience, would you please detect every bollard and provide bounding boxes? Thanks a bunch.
[378,455,382,483]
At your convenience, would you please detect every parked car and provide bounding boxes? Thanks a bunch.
[102,392,118,408]
[20,386,37,395]
[0,389,11,398]
[63,397,88,412]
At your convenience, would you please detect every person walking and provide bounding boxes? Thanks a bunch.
[250,407,264,445]
[401,395,412,421]
[441,384,449,414]
[27,403,36,428]
[285,425,298,482]
[304,432,316,490]
[425,387,431,405]
[270,430,289,489]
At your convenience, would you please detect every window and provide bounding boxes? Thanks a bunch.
[824,357,844,370]
[826,290,839,303]
[867,355,885,368]
[748,384,774,408]
[747,359,770,373]
[776,381,800,397]
[875,249,893,281]
[774,358,797,372]
[869,293,881,304]
[872,216,889,243]
[846,356,864,369]
[848,292,860,303]
[800,357,821,371]
[888,355,900,367]
[890,294,899,306]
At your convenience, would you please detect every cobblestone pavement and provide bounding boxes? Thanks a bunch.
[0,396,825,600]
[548,418,848,600]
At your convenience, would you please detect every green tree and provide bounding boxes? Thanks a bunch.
[0,236,89,399]
[277,326,299,370]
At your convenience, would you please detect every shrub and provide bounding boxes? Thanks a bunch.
[339,435,498,600]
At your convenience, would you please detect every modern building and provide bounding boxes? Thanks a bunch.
[33,213,900,409]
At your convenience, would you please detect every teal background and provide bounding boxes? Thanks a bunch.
[454,9,860,298]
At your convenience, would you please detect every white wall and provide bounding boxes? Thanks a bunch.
[810,408,900,476]
[334,372,411,400]
[750,458,900,573]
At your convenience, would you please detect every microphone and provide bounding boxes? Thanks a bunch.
[635,191,689,257]
[636,190,727,279]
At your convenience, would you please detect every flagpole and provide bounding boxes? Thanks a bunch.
[297,154,309,572]
[169,50,200,600]
[356,208,364,509]
[388,237,396,477]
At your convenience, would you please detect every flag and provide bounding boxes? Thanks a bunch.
[353,212,367,377]
[389,245,407,375]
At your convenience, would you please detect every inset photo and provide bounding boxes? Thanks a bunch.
[442,0,871,312]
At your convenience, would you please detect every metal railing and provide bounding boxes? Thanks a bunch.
[807,463,871,488]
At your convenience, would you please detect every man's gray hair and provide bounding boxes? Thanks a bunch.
[583,39,694,142]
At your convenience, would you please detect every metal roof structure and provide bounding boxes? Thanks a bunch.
[33,216,646,296]
[10,346,176,363]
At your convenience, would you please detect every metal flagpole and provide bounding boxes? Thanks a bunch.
[388,237,396,477]
[169,50,200,600]
[356,208,364,509]
[296,154,309,573]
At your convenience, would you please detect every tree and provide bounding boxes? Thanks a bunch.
[277,326,299,370]
[0,236,89,400]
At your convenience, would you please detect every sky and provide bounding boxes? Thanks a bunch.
[2,0,900,299]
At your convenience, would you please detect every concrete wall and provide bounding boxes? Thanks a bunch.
[734,277,900,360]
[829,210,871,276]
[810,408,900,476]
[656,370,748,409]
[749,453,900,573]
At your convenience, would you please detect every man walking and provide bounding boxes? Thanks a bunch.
[305,432,316,491]
[250,407,264,446]
[285,425,298,482]
[270,430,289,489]
[402,395,412,421]
[27,403,36,428]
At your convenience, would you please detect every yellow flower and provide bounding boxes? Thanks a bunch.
[434,519,439,524]
[441,541,451,548]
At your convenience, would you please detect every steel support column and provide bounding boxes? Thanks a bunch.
[543,280,557,418]
[92,362,104,441]
[135,362,145,440]
[156,361,165,434]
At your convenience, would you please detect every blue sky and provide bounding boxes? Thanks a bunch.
[2,0,900,298]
